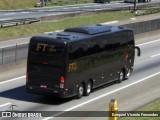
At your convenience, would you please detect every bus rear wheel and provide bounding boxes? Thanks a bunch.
[77,83,84,99]
[84,81,92,96]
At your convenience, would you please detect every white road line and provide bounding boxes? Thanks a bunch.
[4,13,15,15]
[131,18,136,20]
[43,117,54,120]
[44,30,63,34]
[72,7,80,9]
[137,39,160,46]
[0,103,11,108]
[151,53,160,58]
[21,12,29,14]
[43,71,160,120]
[84,6,90,7]
[101,20,119,25]
[94,5,101,7]
[0,76,25,85]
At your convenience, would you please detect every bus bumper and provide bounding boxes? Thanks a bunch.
[26,85,74,98]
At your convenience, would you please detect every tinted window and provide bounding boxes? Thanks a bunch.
[128,31,134,45]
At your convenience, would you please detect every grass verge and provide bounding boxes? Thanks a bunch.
[120,99,160,120]
[0,0,35,10]
[0,11,134,40]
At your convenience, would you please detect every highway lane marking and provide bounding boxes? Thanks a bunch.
[21,12,29,14]
[43,117,53,120]
[94,5,101,6]
[0,103,11,108]
[131,18,136,20]
[4,13,15,15]
[84,6,90,7]
[0,76,25,85]
[43,71,160,120]
[137,39,160,46]
[72,7,80,9]
[151,53,160,58]
[101,20,119,25]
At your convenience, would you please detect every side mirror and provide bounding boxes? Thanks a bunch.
[135,46,141,57]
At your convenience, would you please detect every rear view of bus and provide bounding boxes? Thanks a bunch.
[26,25,140,99]
[26,35,67,98]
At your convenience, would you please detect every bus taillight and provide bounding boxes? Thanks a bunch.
[60,76,65,89]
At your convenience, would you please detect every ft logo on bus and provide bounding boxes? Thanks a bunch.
[37,43,47,52]
[36,43,56,53]
[68,62,77,72]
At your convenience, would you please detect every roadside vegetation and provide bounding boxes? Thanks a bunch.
[120,99,160,120]
[0,11,134,40]
[135,5,160,16]
[0,0,35,10]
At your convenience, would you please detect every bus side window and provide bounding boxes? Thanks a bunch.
[128,31,134,45]
[69,48,86,60]
[105,34,114,51]
[120,32,128,47]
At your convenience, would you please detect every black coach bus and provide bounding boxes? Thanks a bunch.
[26,25,140,99]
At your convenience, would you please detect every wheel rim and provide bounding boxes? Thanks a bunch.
[87,82,91,93]
[120,72,124,81]
[79,86,83,95]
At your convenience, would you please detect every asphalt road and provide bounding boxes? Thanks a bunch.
[0,38,160,120]
[0,0,160,20]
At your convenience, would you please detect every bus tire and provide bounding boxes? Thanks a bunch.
[77,83,84,99]
[84,81,92,96]
[118,70,125,83]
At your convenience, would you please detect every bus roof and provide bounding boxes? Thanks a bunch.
[64,24,112,35]
[31,25,131,43]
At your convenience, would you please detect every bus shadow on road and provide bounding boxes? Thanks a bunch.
[0,78,129,106]
[0,85,74,105]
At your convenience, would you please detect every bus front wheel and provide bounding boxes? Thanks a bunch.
[118,70,125,83]
[77,83,84,99]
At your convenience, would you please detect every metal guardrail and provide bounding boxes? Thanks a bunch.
[0,42,29,65]
[0,18,40,28]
